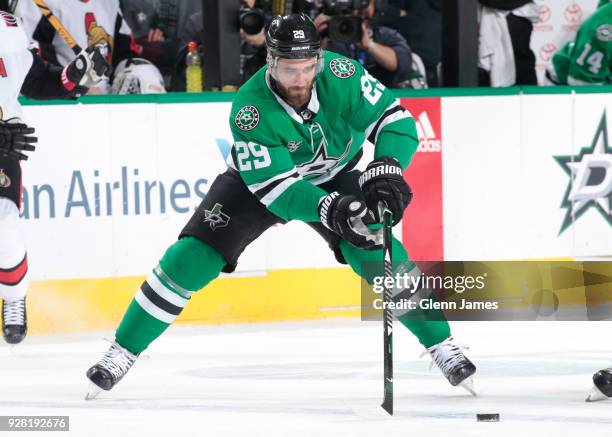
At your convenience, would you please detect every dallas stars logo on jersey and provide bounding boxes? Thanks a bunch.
[296,122,351,178]
[235,106,260,131]
[555,111,612,234]
[596,24,612,41]
[330,58,355,79]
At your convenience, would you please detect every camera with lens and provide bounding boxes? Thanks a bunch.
[240,7,269,35]
[321,0,370,43]
[240,0,276,35]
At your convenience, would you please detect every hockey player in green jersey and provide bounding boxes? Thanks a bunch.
[85,13,476,400]
[547,2,611,85]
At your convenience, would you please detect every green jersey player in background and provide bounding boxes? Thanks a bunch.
[85,13,476,400]
[546,1,611,85]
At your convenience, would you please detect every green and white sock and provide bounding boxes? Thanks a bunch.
[116,266,192,354]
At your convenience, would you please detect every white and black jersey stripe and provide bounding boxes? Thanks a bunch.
[134,270,191,324]
[365,103,413,145]
[246,168,302,207]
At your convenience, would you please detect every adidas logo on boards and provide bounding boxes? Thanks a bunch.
[415,112,442,152]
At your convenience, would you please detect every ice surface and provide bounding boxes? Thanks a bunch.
[1,320,610,437]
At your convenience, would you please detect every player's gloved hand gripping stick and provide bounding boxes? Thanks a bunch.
[318,192,383,250]
[359,157,412,226]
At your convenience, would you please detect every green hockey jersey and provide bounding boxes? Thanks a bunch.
[229,50,418,223]
[551,3,612,85]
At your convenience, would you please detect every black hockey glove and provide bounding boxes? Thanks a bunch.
[318,191,383,250]
[359,157,412,226]
[0,119,37,161]
[62,46,112,96]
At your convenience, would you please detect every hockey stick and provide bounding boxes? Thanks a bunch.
[31,0,81,56]
[381,207,393,416]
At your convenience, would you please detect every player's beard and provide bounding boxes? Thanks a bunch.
[277,80,314,108]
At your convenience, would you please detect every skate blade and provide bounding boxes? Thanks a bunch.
[85,383,102,401]
[460,376,477,396]
[585,386,608,402]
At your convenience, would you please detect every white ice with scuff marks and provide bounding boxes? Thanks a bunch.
[1,320,610,437]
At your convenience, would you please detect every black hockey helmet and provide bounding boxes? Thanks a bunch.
[266,13,324,78]
[266,13,321,59]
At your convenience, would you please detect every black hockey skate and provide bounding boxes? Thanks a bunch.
[426,336,477,395]
[85,341,138,400]
[586,367,612,402]
[2,298,27,345]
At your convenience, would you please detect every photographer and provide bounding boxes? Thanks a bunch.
[315,0,412,87]
[240,0,269,84]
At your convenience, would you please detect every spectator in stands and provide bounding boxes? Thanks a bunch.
[478,0,539,87]
[120,0,162,42]
[315,0,413,88]
[151,0,201,47]
[384,0,442,87]
[120,0,177,84]
[546,1,611,86]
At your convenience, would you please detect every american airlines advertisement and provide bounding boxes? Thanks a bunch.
[19,92,611,282]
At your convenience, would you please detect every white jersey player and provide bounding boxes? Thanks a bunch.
[0,9,109,344]
[14,0,140,93]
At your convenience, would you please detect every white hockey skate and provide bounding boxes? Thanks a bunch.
[2,297,27,345]
[85,341,138,400]
[586,368,612,402]
[426,336,477,396]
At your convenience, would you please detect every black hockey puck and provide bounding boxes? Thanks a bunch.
[477,413,500,422]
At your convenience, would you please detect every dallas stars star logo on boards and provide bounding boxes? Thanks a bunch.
[555,111,612,234]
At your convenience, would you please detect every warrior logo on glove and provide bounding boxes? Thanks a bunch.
[359,157,413,226]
